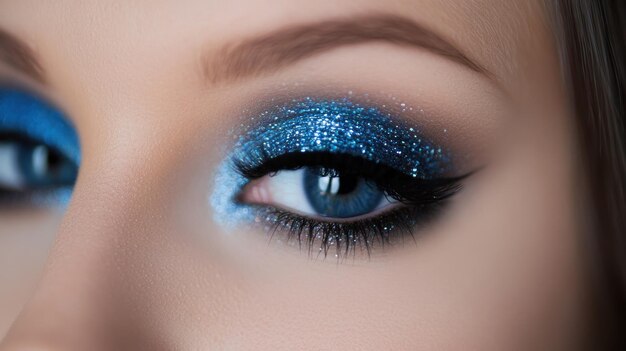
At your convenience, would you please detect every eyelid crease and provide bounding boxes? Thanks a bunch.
[252,202,447,259]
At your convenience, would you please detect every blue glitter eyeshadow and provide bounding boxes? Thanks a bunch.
[211,97,453,227]
[0,89,80,165]
[234,97,449,178]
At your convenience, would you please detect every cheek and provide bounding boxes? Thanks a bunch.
[0,209,60,337]
[146,135,586,351]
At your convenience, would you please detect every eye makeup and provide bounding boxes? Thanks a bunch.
[232,97,451,179]
[0,89,80,164]
[0,88,80,206]
[211,96,466,257]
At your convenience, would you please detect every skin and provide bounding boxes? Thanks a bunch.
[0,0,594,350]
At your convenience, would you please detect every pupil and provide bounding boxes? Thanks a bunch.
[47,148,63,172]
[318,175,359,196]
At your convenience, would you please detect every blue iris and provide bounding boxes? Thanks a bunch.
[303,168,383,218]
[0,88,80,200]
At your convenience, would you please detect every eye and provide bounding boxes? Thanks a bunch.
[0,135,78,191]
[211,97,472,258]
[241,166,396,219]
[0,89,80,206]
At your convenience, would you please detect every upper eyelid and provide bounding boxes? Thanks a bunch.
[0,88,80,164]
[231,97,454,179]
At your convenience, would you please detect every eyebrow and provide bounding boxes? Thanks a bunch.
[205,14,487,84]
[0,28,45,83]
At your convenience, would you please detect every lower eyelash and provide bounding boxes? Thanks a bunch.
[253,200,449,260]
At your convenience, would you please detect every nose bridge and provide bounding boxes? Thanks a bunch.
[0,142,171,350]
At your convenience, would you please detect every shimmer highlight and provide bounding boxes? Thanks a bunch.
[211,97,453,228]
[234,97,450,178]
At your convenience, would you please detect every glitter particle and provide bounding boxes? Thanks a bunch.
[210,97,453,228]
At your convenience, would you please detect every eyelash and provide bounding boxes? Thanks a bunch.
[235,152,467,258]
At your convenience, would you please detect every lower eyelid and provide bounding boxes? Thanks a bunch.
[311,203,402,223]
[258,202,405,225]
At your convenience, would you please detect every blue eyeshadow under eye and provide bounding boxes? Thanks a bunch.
[211,97,454,227]
[0,89,80,165]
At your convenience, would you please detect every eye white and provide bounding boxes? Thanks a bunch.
[0,142,25,190]
[265,169,317,215]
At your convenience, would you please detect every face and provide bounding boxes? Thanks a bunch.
[0,1,593,350]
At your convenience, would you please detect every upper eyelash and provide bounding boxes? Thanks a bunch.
[234,151,467,206]
[0,188,73,208]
